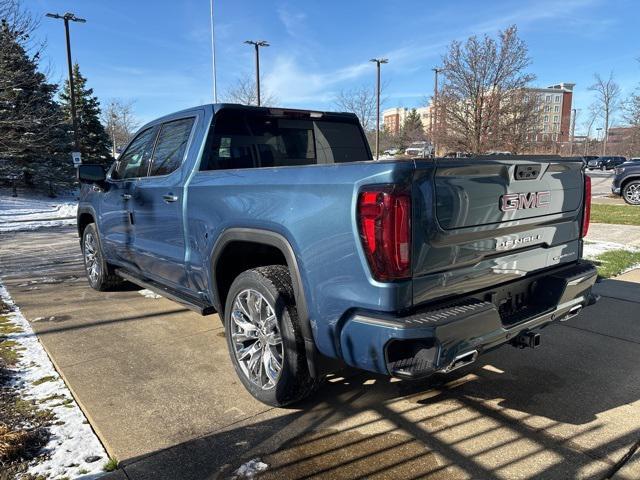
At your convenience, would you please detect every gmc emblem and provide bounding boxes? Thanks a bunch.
[500,191,550,212]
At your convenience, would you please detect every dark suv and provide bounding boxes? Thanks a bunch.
[587,156,627,170]
[612,159,640,204]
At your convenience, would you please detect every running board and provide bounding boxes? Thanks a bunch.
[115,268,216,316]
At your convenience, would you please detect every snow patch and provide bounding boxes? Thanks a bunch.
[233,458,269,478]
[138,289,162,299]
[583,240,639,259]
[0,284,107,479]
[0,192,77,232]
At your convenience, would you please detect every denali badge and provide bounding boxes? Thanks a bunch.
[497,234,541,250]
[500,191,550,212]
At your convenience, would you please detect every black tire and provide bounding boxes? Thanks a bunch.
[81,223,124,291]
[224,265,316,406]
[623,180,640,205]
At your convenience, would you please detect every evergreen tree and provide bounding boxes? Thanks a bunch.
[0,18,71,190]
[400,108,425,145]
[59,63,111,164]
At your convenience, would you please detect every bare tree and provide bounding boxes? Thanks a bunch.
[437,25,536,154]
[582,107,599,155]
[334,83,387,132]
[101,99,140,155]
[0,0,37,37]
[221,73,277,107]
[589,72,621,155]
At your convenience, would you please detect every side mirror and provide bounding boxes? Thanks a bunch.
[77,164,106,185]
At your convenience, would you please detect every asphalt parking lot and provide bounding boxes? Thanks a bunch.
[586,170,615,198]
[1,226,639,479]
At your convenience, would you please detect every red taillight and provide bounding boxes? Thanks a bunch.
[582,175,591,238]
[357,187,411,281]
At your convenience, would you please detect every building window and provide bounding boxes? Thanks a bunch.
[543,134,548,141]
[553,115,559,123]
[554,105,560,113]
[544,115,549,122]
[545,105,550,112]
[546,95,551,103]
[543,124,548,132]
[553,124,558,132]
[555,95,560,103]
[524,95,530,102]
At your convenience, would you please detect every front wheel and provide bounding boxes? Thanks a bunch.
[224,265,316,406]
[623,181,640,205]
[81,224,124,291]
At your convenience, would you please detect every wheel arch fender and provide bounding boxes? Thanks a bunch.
[209,228,323,376]
[77,205,99,240]
[621,175,640,191]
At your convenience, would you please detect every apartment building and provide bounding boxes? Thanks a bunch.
[527,82,574,143]
[382,105,433,135]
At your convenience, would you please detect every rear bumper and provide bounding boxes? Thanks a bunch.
[339,261,598,377]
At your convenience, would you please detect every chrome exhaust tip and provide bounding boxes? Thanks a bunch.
[442,350,478,373]
[561,304,583,322]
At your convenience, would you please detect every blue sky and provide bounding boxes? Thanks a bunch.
[33,0,639,134]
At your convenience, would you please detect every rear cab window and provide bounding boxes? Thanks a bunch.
[200,109,371,171]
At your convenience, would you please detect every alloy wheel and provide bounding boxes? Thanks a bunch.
[83,232,101,285]
[230,289,284,390]
[624,184,640,204]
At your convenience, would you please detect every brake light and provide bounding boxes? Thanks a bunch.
[357,187,411,281]
[582,175,591,238]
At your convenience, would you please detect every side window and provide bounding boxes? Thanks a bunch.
[149,118,195,176]
[112,128,157,180]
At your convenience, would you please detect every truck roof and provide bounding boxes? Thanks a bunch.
[140,103,360,131]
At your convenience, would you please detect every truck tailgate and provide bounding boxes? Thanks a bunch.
[411,157,586,306]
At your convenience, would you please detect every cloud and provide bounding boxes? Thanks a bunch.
[277,6,307,38]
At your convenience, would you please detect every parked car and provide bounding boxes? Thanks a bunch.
[581,155,599,167]
[404,141,433,157]
[485,151,513,156]
[612,160,640,205]
[77,103,598,406]
[443,151,472,158]
[383,147,401,156]
[587,156,626,170]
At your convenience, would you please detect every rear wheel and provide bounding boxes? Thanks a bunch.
[623,180,640,205]
[224,265,315,406]
[81,224,124,291]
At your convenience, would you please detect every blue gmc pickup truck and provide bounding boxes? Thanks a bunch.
[77,103,598,406]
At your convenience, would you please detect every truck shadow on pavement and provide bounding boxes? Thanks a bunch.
[110,282,640,480]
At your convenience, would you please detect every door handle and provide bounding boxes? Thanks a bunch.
[163,193,178,203]
[122,193,132,200]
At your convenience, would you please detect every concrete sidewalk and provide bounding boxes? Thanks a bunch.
[586,223,640,247]
[1,227,639,479]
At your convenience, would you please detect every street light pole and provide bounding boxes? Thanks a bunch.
[569,108,577,156]
[432,67,442,157]
[110,112,118,158]
[596,127,603,157]
[370,58,388,160]
[244,40,269,106]
[46,12,86,153]
[209,0,218,103]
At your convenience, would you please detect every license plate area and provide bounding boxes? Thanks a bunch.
[480,273,565,326]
